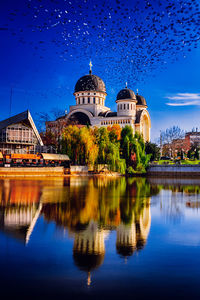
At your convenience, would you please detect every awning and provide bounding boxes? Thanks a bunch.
[41,153,70,161]
[0,152,3,159]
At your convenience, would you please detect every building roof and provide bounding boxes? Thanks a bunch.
[41,153,70,161]
[74,74,106,93]
[116,87,136,101]
[105,111,117,117]
[136,94,147,106]
[0,110,43,146]
[135,110,143,124]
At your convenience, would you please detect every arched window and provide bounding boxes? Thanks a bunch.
[120,104,122,110]
[131,104,132,110]
[93,97,95,104]
[83,98,85,104]
[124,104,126,109]
[127,104,129,109]
[88,97,90,103]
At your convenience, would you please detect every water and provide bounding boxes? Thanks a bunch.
[0,176,200,299]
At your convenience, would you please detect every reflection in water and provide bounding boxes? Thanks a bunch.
[73,221,107,286]
[0,179,42,244]
[0,176,200,287]
[116,204,151,257]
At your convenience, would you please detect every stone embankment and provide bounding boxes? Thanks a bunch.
[0,167,65,177]
[147,164,200,177]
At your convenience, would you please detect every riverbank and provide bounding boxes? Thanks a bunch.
[0,167,122,177]
[147,164,200,177]
[1,164,200,178]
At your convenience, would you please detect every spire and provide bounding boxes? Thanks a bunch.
[125,81,128,88]
[89,60,93,74]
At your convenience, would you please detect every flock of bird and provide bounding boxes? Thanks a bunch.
[1,0,200,85]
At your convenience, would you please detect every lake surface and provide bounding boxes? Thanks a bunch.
[0,176,200,299]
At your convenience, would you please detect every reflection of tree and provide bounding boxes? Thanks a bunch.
[148,179,200,222]
[0,177,157,284]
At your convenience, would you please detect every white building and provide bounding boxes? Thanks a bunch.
[47,64,151,142]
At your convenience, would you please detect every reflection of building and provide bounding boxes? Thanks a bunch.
[46,64,151,142]
[0,203,42,244]
[73,221,107,286]
[116,204,151,258]
[0,180,42,244]
[0,110,43,154]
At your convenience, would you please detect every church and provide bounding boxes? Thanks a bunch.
[46,62,151,142]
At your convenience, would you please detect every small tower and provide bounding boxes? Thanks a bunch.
[116,85,137,118]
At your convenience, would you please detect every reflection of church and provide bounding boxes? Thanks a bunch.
[73,221,108,286]
[116,203,151,257]
[46,62,151,142]
[0,177,152,286]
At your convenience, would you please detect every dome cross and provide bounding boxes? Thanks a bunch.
[89,60,93,74]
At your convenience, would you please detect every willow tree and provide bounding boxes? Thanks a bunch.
[121,126,151,173]
[62,125,81,164]
[80,127,99,166]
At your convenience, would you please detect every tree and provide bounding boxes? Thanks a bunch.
[107,124,121,143]
[121,126,151,173]
[160,126,185,157]
[36,108,65,132]
[145,142,160,161]
[121,126,134,166]
[96,127,110,164]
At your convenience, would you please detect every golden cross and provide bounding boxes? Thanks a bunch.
[136,88,139,94]
[125,82,127,88]
[89,60,93,71]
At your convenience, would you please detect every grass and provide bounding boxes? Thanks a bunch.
[154,159,200,165]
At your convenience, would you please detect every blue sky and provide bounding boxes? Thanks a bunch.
[0,0,200,141]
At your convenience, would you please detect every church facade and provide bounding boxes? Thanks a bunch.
[46,66,151,142]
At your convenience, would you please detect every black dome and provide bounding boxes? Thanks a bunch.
[73,252,105,272]
[116,88,136,101]
[74,74,106,93]
[136,94,147,106]
[116,244,136,257]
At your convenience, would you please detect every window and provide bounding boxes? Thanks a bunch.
[127,104,129,109]
[131,104,132,110]
[94,93,96,95]
[120,104,122,110]
[88,93,90,95]
[93,97,95,104]
[83,98,85,104]
[124,104,126,109]
[88,97,90,103]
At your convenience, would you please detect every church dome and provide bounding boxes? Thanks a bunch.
[116,87,136,101]
[74,74,106,93]
[136,94,147,106]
